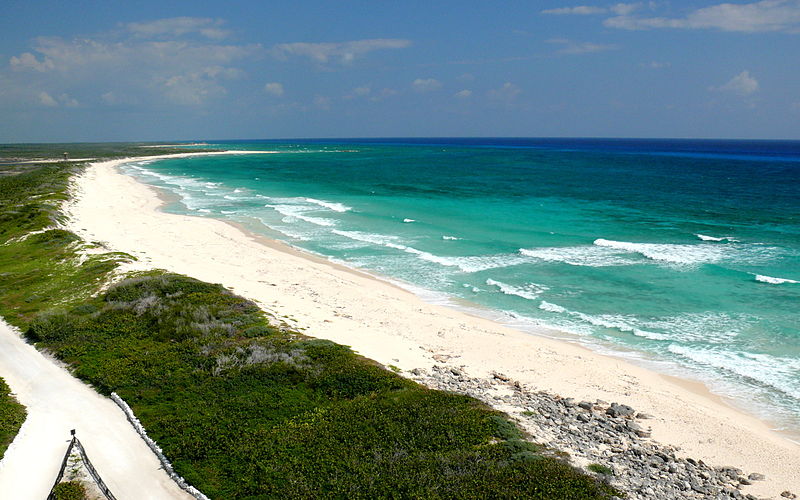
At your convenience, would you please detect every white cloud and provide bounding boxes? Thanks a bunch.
[542,5,607,15]
[542,3,641,15]
[313,95,331,110]
[454,89,472,98]
[101,91,118,104]
[264,82,284,96]
[369,88,398,102]
[6,30,258,107]
[38,91,58,107]
[546,38,618,54]
[159,66,240,105]
[610,2,642,15]
[36,91,78,107]
[343,85,372,100]
[13,36,257,75]
[714,70,760,96]
[10,52,54,72]
[488,82,521,101]
[605,0,800,32]
[643,61,671,69]
[412,78,442,92]
[273,38,411,64]
[60,93,79,107]
[126,17,230,39]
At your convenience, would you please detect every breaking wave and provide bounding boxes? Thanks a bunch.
[485,279,547,301]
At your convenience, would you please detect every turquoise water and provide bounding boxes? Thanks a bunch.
[122,138,800,431]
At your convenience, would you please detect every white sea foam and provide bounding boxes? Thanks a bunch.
[519,245,636,267]
[332,230,401,247]
[304,197,352,213]
[442,235,461,240]
[539,301,567,313]
[642,312,746,343]
[403,218,416,223]
[267,204,337,227]
[754,274,799,284]
[593,238,728,266]
[696,234,738,242]
[486,279,547,301]
[537,301,667,340]
[332,231,524,272]
[668,344,800,401]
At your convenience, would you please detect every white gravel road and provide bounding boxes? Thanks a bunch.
[0,319,192,499]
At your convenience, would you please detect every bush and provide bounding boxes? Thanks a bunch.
[29,273,619,499]
[26,310,80,342]
[0,378,26,459]
[51,481,87,500]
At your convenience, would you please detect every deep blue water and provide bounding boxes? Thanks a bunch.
[123,138,800,431]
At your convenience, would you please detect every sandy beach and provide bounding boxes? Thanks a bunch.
[62,155,800,498]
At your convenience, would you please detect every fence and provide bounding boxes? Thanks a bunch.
[47,435,116,500]
[111,392,210,500]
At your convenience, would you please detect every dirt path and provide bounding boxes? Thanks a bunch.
[0,320,192,499]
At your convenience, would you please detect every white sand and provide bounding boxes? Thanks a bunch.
[0,320,191,499]
[60,155,800,498]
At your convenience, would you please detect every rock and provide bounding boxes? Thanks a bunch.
[577,413,591,423]
[626,421,643,433]
[747,473,765,481]
[606,403,636,418]
[781,491,796,499]
[636,412,654,419]
[492,372,510,382]
[578,400,593,410]
[738,477,751,486]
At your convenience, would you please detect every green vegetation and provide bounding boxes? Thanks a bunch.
[50,481,87,500]
[0,155,621,499]
[588,463,614,476]
[0,378,26,459]
[30,274,618,499]
[0,164,129,327]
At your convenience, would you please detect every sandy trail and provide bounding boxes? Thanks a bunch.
[0,320,191,500]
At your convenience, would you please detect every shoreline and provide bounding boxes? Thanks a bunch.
[64,153,800,498]
[211,199,800,446]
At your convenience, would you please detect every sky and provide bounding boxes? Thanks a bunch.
[1,0,799,142]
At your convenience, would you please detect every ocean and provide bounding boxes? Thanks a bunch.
[121,138,800,432]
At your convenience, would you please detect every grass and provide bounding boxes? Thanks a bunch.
[588,463,614,476]
[0,164,130,327]
[0,378,26,459]
[0,153,622,499]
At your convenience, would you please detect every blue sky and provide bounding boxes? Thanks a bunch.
[1,0,799,141]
